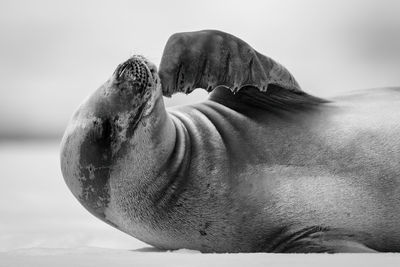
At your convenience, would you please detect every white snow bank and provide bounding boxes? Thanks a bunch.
[1,247,400,267]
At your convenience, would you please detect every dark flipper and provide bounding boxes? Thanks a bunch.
[158,30,327,109]
[268,226,377,253]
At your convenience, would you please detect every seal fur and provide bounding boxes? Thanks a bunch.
[61,30,400,253]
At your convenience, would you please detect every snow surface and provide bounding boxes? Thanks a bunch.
[1,142,400,266]
[2,247,400,267]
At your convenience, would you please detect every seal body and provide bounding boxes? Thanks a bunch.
[165,87,400,252]
[61,30,400,253]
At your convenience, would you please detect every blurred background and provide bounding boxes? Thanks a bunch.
[1,0,400,252]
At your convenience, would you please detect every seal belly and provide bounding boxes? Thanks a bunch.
[165,89,400,252]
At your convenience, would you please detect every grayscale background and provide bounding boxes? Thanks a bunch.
[1,0,400,264]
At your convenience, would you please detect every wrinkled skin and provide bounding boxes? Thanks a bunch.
[61,30,400,253]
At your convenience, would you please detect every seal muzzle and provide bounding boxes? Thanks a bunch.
[116,56,151,95]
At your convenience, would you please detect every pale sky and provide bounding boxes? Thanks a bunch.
[1,0,400,138]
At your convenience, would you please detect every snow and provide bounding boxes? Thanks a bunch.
[2,247,400,267]
[1,141,400,266]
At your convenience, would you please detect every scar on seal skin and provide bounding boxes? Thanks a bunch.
[61,30,400,253]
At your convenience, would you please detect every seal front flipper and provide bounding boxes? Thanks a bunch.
[159,29,326,110]
[269,226,377,253]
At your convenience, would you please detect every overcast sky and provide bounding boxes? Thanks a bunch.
[1,0,400,138]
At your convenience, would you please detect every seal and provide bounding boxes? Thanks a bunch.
[60,30,400,253]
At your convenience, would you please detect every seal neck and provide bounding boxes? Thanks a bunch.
[115,94,193,217]
[148,113,192,211]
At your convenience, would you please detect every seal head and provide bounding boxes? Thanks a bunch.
[60,55,160,224]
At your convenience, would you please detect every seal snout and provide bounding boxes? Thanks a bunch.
[115,56,152,94]
[107,56,160,118]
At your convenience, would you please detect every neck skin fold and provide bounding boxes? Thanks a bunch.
[107,92,191,227]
